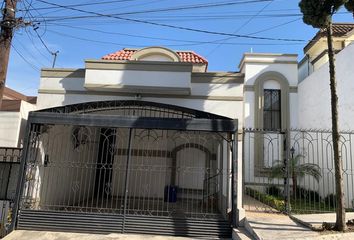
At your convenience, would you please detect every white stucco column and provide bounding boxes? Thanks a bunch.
[235,138,245,226]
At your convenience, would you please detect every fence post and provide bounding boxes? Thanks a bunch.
[232,123,245,227]
[122,128,133,234]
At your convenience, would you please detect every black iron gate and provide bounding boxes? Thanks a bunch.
[1,147,22,237]
[0,147,22,201]
[13,101,238,238]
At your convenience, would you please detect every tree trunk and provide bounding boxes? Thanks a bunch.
[326,21,346,231]
[292,176,297,197]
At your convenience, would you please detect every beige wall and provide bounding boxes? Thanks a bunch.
[0,101,36,147]
[0,112,21,147]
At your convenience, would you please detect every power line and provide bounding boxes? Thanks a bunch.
[32,14,302,22]
[30,13,60,67]
[44,22,304,47]
[36,0,307,42]
[13,36,47,66]
[46,28,305,48]
[98,0,168,14]
[245,18,300,35]
[29,12,351,24]
[46,29,143,47]
[11,43,40,71]
[86,0,273,17]
[19,0,137,11]
[33,25,55,55]
[33,0,156,17]
[31,0,271,14]
[207,0,274,56]
[24,28,52,64]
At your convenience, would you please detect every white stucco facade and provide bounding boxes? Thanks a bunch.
[298,43,354,130]
[240,53,299,129]
[37,66,245,127]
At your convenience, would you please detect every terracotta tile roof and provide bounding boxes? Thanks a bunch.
[102,48,208,64]
[3,87,37,104]
[331,23,354,35]
[304,23,354,52]
[0,100,22,111]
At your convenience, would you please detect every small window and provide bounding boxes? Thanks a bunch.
[263,89,281,130]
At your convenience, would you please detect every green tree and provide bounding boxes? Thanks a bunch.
[270,154,321,197]
[345,0,354,16]
[299,0,353,231]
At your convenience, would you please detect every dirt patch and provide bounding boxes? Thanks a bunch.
[346,219,354,231]
[320,219,354,233]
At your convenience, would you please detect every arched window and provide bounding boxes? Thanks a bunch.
[253,72,290,175]
[254,71,290,131]
[263,80,281,130]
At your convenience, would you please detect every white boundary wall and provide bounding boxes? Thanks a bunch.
[298,43,354,130]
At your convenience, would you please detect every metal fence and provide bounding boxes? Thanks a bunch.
[0,147,21,201]
[243,128,354,215]
[0,147,22,238]
[0,200,10,238]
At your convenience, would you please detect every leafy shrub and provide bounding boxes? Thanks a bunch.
[294,187,321,202]
[266,185,282,197]
[246,187,285,212]
[324,194,337,208]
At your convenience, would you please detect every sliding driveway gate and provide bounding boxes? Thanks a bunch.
[13,101,238,238]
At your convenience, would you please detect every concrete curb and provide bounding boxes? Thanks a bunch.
[289,215,324,231]
[232,227,253,240]
[231,217,260,240]
[243,218,261,240]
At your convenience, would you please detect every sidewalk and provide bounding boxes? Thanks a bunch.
[238,196,354,240]
[245,211,320,240]
[292,212,354,230]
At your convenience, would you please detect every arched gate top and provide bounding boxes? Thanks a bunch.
[37,100,231,120]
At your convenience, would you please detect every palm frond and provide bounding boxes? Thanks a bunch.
[296,163,322,182]
[269,154,322,182]
[269,160,285,179]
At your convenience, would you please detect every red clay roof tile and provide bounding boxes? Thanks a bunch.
[304,23,354,52]
[102,48,208,64]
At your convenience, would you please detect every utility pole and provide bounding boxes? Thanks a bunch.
[52,50,59,68]
[0,0,17,108]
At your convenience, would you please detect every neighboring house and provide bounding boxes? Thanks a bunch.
[0,87,36,237]
[0,87,36,147]
[298,23,354,82]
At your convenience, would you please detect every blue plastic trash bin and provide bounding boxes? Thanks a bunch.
[164,185,177,202]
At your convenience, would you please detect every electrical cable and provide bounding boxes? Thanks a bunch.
[35,0,307,42]
[11,43,41,71]
[206,0,274,56]
[44,22,304,47]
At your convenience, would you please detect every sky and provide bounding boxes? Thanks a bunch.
[5,0,354,96]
